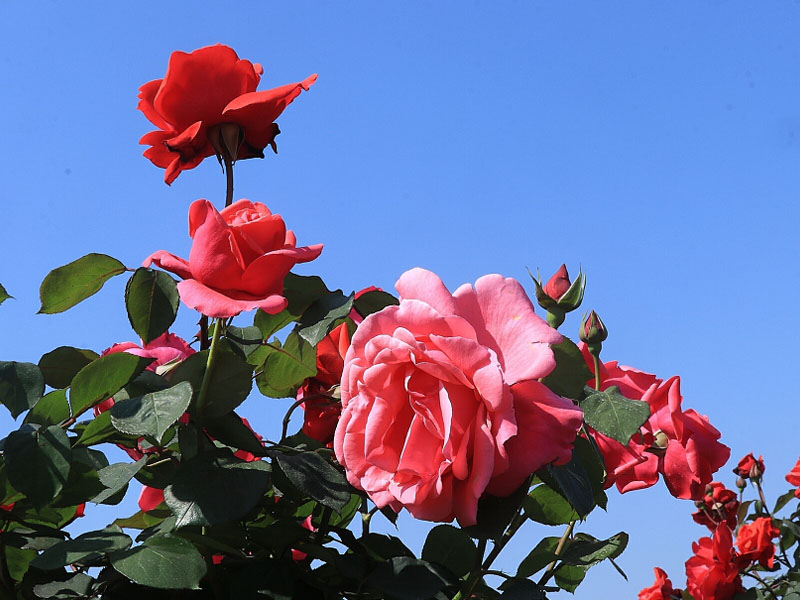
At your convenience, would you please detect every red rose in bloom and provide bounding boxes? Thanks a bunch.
[786,457,800,499]
[737,517,780,568]
[638,567,681,600]
[692,482,740,532]
[144,199,322,318]
[138,44,317,184]
[685,525,744,600]
[582,345,730,500]
[334,268,583,526]
[733,453,765,480]
[298,322,350,445]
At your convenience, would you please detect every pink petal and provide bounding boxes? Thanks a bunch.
[176,279,286,318]
[143,250,192,280]
[395,268,457,315]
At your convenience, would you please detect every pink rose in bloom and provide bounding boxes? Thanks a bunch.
[582,344,730,500]
[685,525,744,600]
[138,44,317,184]
[737,517,780,569]
[144,199,322,318]
[692,482,740,532]
[786,457,800,499]
[334,268,583,526]
[733,453,765,480]
[638,567,681,600]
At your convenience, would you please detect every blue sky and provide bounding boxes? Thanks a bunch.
[2,2,800,596]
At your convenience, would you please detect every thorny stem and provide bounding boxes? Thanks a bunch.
[538,520,576,587]
[360,499,370,536]
[200,315,210,350]
[196,319,223,416]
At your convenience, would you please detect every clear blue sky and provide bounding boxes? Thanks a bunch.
[2,2,799,596]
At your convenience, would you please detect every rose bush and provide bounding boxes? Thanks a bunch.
[334,267,583,526]
[144,198,322,317]
[138,44,317,184]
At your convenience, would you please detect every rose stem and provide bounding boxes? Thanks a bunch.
[224,154,234,208]
[452,538,487,600]
[196,318,223,416]
[537,519,576,587]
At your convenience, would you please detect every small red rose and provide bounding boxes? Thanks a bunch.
[737,516,780,568]
[685,525,744,600]
[692,482,740,532]
[733,453,765,480]
[786,457,800,499]
[638,567,681,600]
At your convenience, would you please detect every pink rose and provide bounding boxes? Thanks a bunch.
[144,198,322,318]
[334,268,583,526]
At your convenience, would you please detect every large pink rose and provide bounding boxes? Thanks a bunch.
[334,268,583,526]
[144,198,322,318]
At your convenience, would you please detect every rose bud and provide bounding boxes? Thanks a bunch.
[580,310,608,356]
[733,453,765,481]
[531,264,585,328]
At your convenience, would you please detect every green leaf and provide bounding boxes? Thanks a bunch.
[5,425,71,508]
[524,485,579,525]
[516,536,560,578]
[38,253,126,314]
[37,346,98,390]
[51,459,105,507]
[125,267,179,344]
[163,453,271,528]
[0,361,45,419]
[91,458,147,504]
[283,273,331,316]
[0,282,11,306]
[69,353,153,416]
[31,528,131,570]
[272,450,351,512]
[24,389,70,427]
[499,579,547,599]
[296,291,354,346]
[463,479,529,541]
[201,412,265,457]
[554,564,587,593]
[171,347,253,418]
[774,490,797,515]
[353,289,399,319]
[539,436,605,518]
[581,386,650,445]
[110,533,206,589]
[73,410,116,446]
[225,325,264,359]
[109,381,192,440]
[5,546,35,584]
[365,557,451,600]
[559,532,628,567]
[254,308,296,339]
[255,330,317,398]
[542,337,593,400]
[32,573,94,599]
[422,524,478,577]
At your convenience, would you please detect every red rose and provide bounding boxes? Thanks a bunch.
[692,482,740,532]
[685,525,744,600]
[334,268,582,526]
[638,567,681,600]
[737,517,780,568]
[582,344,730,500]
[786,457,800,499]
[733,453,765,480]
[138,486,164,512]
[138,44,316,184]
[144,199,322,318]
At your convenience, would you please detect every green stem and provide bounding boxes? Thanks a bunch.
[452,538,487,600]
[537,520,576,587]
[592,354,601,390]
[196,319,223,416]
[754,481,771,517]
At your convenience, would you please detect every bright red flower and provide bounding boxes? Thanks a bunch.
[786,457,800,499]
[733,453,765,480]
[692,482,740,532]
[582,344,730,500]
[144,199,322,318]
[138,44,317,184]
[685,525,744,600]
[138,486,165,512]
[638,567,681,600]
[543,264,572,301]
[737,517,780,568]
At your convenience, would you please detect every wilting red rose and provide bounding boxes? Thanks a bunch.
[737,517,780,568]
[334,268,583,526]
[298,322,350,444]
[692,482,740,532]
[145,199,322,318]
[786,457,800,499]
[733,453,765,480]
[582,344,730,500]
[685,525,744,600]
[638,567,681,600]
[138,44,317,184]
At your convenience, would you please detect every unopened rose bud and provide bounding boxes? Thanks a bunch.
[733,453,765,482]
[736,477,747,490]
[579,310,608,356]
[531,265,586,329]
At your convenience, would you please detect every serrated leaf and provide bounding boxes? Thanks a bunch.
[31,529,131,570]
[463,480,529,541]
[73,411,115,446]
[539,436,605,518]
[69,353,153,416]
[581,386,650,445]
[0,283,11,306]
[24,389,70,427]
[110,533,206,589]
[5,425,71,508]
[38,253,126,314]
[32,573,93,598]
[38,346,98,390]
[171,347,253,418]
[421,525,477,577]
[91,458,147,504]
[109,381,192,440]
[559,532,628,567]
[554,564,587,593]
[524,485,579,525]
[516,536,560,578]
[125,267,179,344]
[254,308,295,339]
[297,291,354,346]
[225,325,263,359]
[272,450,351,512]
[255,331,316,398]
[542,337,592,400]
[201,412,265,457]
[0,361,44,419]
[283,273,331,316]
